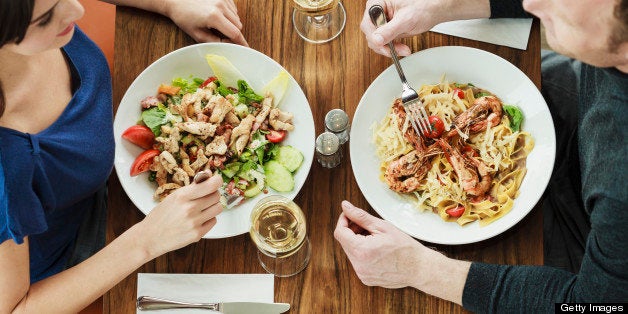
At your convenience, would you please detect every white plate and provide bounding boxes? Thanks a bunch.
[114,43,315,239]
[350,46,556,245]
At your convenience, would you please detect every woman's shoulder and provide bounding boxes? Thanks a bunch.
[63,27,110,78]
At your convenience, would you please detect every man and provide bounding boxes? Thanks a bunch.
[334,0,627,312]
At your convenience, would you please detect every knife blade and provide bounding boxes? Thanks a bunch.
[137,296,290,313]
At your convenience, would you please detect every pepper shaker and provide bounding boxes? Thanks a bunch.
[324,109,350,145]
[316,132,342,168]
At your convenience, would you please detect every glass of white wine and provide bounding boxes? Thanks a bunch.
[291,0,346,44]
[249,195,311,277]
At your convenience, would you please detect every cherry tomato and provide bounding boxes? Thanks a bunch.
[122,125,155,149]
[423,116,445,138]
[266,130,287,143]
[453,88,465,99]
[446,205,465,218]
[199,76,218,88]
[130,149,160,176]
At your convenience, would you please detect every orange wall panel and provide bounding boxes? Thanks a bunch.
[77,0,115,72]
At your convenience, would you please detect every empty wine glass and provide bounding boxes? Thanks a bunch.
[291,0,346,44]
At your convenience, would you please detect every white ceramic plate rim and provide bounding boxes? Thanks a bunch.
[350,46,556,245]
[113,43,315,239]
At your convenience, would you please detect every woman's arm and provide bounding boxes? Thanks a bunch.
[1,174,223,313]
[100,0,247,45]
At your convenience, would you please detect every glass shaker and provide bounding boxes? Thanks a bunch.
[324,109,350,145]
[316,132,342,168]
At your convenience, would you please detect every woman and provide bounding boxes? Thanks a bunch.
[0,0,244,312]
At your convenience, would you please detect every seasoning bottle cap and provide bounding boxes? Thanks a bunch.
[315,132,340,156]
[324,109,349,133]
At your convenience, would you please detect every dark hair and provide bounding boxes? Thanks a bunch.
[610,0,628,51]
[0,0,34,47]
[0,0,34,117]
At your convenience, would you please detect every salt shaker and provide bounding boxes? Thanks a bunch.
[324,109,350,145]
[316,132,342,168]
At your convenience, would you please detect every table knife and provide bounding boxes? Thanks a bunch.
[137,296,290,313]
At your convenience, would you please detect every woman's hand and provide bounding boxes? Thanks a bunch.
[137,173,224,258]
[164,0,248,46]
[360,0,490,57]
[333,200,426,288]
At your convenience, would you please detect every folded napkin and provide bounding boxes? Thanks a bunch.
[137,273,274,314]
[430,18,533,50]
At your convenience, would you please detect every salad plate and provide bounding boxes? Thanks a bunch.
[113,43,315,239]
[350,46,556,245]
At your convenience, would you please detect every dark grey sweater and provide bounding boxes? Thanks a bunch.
[461,2,628,313]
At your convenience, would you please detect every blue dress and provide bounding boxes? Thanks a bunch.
[0,28,114,282]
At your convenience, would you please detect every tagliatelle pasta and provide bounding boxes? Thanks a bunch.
[373,79,534,226]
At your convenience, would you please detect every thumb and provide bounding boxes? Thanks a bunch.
[341,201,383,233]
[372,22,412,57]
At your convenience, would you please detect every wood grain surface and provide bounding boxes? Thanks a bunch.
[106,1,542,313]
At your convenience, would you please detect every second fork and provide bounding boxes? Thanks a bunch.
[368,5,431,137]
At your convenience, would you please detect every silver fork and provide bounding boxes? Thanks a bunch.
[368,5,431,137]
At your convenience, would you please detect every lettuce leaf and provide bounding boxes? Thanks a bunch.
[503,104,524,132]
[205,54,250,89]
[261,70,290,107]
[171,77,201,95]
[237,80,264,104]
[141,106,168,136]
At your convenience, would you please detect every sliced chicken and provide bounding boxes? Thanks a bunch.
[253,97,273,131]
[209,96,234,124]
[269,108,295,131]
[190,148,209,172]
[177,121,217,139]
[229,115,255,155]
[159,151,178,174]
[154,183,181,201]
[205,136,228,156]
[155,125,180,154]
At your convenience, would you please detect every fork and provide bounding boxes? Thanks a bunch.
[368,5,431,137]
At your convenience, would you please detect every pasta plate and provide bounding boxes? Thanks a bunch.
[350,46,555,245]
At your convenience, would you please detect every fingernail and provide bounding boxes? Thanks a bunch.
[193,171,211,183]
[399,46,411,56]
[372,33,384,45]
[341,200,353,210]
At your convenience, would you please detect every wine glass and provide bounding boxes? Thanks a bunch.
[249,195,311,277]
[291,0,346,44]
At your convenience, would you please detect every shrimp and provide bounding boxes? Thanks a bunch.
[437,139,492,197]
[384,150,432,193]
[392,99,425,152]
[446,96,503,137]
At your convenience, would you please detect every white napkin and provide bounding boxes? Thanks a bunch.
[430,18,533,50]
[137,273,274,314]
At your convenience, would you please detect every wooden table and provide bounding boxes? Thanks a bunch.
[105,1,542,313]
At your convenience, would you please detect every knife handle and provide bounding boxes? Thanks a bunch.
[137,296,219,311]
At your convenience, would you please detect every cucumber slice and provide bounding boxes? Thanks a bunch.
[264,160,294,192]
[275,145,304,172]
